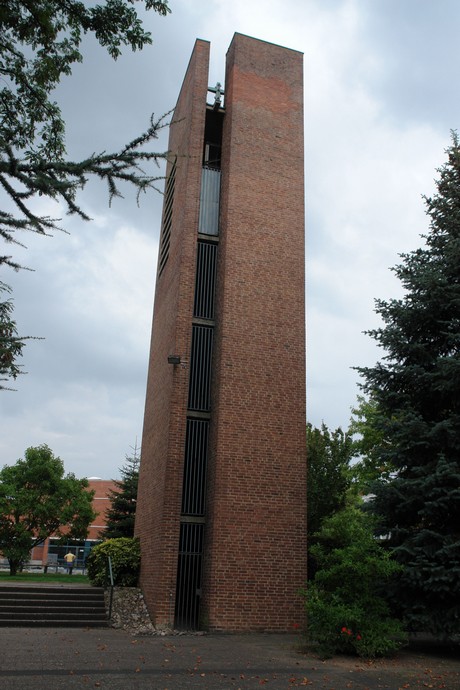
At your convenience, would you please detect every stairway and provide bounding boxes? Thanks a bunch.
[0,585,108,627]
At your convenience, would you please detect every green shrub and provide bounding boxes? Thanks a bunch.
[87,537,140,587]
[301,506,407,658]
[304,587,406,658]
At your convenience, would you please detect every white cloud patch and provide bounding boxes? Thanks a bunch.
[2,203,158,476]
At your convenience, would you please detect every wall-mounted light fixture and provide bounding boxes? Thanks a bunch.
[167,355,181,365]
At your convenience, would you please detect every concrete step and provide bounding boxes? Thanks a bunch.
[0,585,104,596]
[0,601,105,618]
[0,618,108,628]
[0,591,104,603]
[0,585,108,628]
[0,598,106,608]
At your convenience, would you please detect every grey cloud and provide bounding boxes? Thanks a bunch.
[358,0,460,130]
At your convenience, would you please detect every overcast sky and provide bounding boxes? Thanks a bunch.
[1,0,459,479]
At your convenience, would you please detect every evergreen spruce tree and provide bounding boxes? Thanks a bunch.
[357,134,460,638]
[103,445,140,539]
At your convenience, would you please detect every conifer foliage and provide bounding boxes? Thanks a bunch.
[0,282,25,389]
[0,1,170,387]
[103,446,140,539]
[357,134,460,637]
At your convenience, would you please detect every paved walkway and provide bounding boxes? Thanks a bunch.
[1,627,459,689]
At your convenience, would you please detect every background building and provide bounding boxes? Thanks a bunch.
[29,478,117,567]
[136,33,307,631]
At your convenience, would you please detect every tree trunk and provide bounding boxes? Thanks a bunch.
[8,559,20,576]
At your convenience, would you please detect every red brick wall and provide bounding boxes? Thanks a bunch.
[88,479,118,540]
[136,34,307,632]
[135,39,210,627]
[201,34,307,631]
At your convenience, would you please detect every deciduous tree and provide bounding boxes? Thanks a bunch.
[348,394,395,489]
[306,422,356,580]
[306,422,355,538]
[0,444,96,574]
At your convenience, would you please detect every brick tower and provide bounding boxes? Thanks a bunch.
[135,33,306,632]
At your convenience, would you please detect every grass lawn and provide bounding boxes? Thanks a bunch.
[0,571,90,584]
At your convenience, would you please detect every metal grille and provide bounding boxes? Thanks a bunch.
[188,325,213,411]
[198,167,220,236]
[182,419,209,516]
[158,160,176,275]
[194,241,217,320]
[175,522,204,629]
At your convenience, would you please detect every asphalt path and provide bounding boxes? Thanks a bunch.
[0,628,459,689]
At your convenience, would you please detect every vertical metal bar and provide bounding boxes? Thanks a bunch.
[194,241,217,319]
[185,525,190,626]
[175,522,205,629]
[188,325,213,411]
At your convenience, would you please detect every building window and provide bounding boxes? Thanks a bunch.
[198,168,220,236]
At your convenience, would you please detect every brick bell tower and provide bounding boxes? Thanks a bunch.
[135,33,306,632]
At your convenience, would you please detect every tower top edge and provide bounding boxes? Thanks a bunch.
[228,32,304,57]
